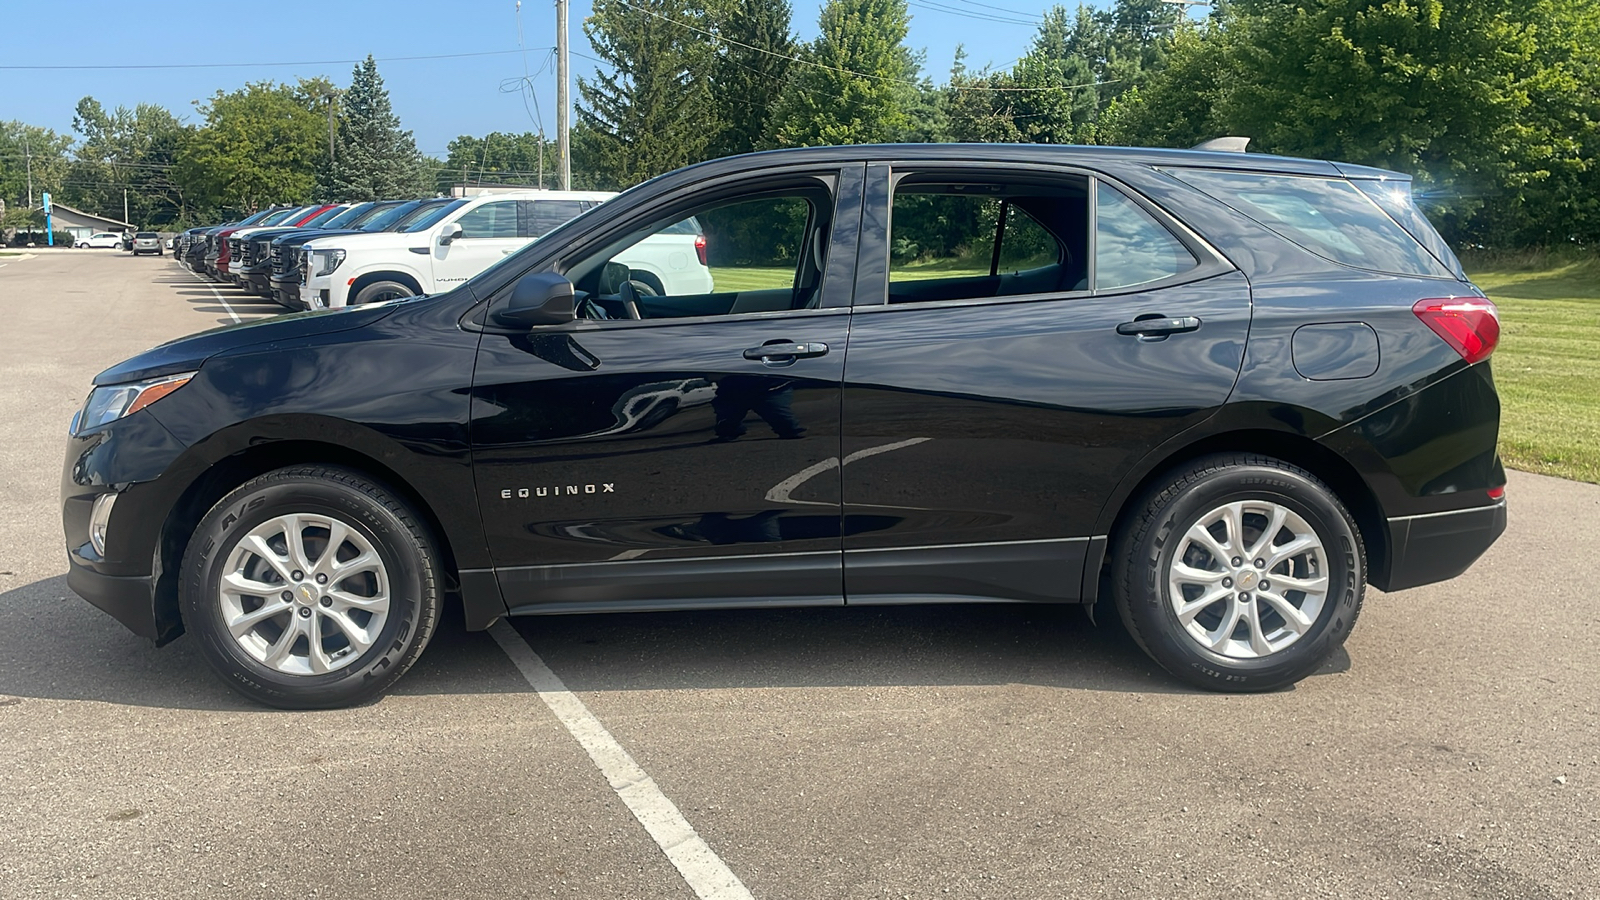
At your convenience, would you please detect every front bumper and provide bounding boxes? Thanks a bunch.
[1381,499,1507,592]
[62,410,190,644]
[66,558,174,643]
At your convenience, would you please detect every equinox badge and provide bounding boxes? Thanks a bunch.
[501,484,616,499]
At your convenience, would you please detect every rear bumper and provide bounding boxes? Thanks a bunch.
[1380,500,1506,592]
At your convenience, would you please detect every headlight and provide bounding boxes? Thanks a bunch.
[71,371,196,435]
[308,248,346,278]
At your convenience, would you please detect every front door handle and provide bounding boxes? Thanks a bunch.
[1116,316,1201,337]
[742,341,829,363]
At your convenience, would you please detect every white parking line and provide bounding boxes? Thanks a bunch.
[181,261,241,324]
[489,621,754,900]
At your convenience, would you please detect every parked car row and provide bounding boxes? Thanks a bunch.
[173,190,715,311]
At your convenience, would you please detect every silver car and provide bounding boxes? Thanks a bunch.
[132,232,162,256]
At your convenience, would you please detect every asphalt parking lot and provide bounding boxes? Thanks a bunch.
[1,249,1597,899]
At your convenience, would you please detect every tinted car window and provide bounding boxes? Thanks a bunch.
[525,200,587,238]
[1351,179,1465,278]
[135,232,158,239]
[1169,169,1449,277]
[1095,182,1197,290]
[455,200,521,239]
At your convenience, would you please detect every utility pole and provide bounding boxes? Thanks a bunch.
[325,91,339,165]
[124,188,129,226]
[24,133,34,209]
[556,0,571,190]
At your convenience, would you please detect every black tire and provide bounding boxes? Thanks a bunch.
[179,465,442,709]
[351,279,414,306]
[1112,453,1364,692]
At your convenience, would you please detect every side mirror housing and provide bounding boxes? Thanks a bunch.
[439,222,463,245]
[493,272,576,328]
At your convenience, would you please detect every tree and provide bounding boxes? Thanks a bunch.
[575,0,715,188]
[64,99,192,226]
[769,0,918,147]
[322,57,431,201]
[946,5,1110,147]
[0,121,71,212]
[178,82,324,214]
[442,131,558,189]
[1097,24,1230,149]
[705,0,796,157]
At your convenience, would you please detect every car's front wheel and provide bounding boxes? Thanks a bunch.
[351,280,414,306]
[1113,454,1364,692]
[179,465,441,709]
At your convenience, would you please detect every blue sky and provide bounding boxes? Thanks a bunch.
[2,0,1058,157]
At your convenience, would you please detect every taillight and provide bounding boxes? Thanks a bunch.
[694,233,707,267]
[1487,485,1506,501]
[1412,297,1499,364]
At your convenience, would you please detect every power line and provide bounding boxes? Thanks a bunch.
[952,0,1049,18]
[0,47,554,72]
[908,0,1040,27]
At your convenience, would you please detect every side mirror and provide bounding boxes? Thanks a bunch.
[439,222,463,245]
[493,272,576,328]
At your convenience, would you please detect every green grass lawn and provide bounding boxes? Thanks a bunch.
[1464,251,1600,484]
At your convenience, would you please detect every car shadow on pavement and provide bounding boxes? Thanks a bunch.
[0,575,1351,711]
[505,602,1318,698]
[0,575,521,711]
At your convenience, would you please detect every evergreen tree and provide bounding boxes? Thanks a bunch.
[769,0,917,147]
[575,0,715,189]
[322,57,431,201]
[706,0,796,158]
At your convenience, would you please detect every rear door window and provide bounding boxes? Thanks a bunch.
[887,178,1089,304]
[1166,169,1449,277]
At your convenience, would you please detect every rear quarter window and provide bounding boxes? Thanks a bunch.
[1165,169,1450,278]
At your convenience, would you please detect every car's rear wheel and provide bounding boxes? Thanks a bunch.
[1112,454,1364,692]
[179,465,441,709]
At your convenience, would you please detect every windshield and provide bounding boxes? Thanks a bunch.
[299,206,346,228]
[361,200,426,231]
[135,232,158,238]
[321,203,374,229]
[400,199,467,233]
[260,207,306,226]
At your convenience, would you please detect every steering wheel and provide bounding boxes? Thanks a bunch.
[617,279,657,321]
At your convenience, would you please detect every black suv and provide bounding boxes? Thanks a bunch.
[62,144,1505,708]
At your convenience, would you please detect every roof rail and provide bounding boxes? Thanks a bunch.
[1191,136,1251,153]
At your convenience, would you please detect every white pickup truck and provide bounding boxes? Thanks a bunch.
[299,190,714,308]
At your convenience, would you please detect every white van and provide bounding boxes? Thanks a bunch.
[300,190,714,308]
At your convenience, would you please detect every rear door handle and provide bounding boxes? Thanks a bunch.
[1116,316,1201,337]
[743,341,829,362]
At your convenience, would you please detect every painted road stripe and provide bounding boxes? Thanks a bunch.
[489,621,754,900]
[182,261,241,324]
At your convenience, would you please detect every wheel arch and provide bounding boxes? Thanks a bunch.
[154,438,486,641]
[1091,428,1388,601]
[348,269,425,305]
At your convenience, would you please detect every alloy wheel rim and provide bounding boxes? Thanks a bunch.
[1166,500,1329,660]
[218,513,391,676]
